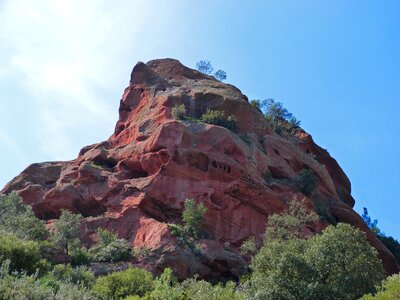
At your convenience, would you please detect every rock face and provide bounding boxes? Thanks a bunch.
[2,58,398,278]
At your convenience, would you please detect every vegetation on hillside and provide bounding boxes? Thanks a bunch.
[362,207,400,265]
[244,198,385,300]
[251,98,301,136]
[171,104,237,132]
[0,192,397,299]
[196,60,227,81]
[168,199,207,251]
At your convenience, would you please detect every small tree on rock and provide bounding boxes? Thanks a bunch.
[51,210,82,257]
[196,60,227,81]
[182,199,207,239]
[196,60,213,75]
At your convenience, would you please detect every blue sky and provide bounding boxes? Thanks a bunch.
[0,0,399,238]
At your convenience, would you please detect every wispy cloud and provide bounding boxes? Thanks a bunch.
[0,0,182,160]
[0,129,27,163]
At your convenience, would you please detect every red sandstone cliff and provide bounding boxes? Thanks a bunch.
[2,58,398,278]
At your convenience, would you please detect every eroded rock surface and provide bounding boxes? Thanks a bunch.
[2,58,398,278]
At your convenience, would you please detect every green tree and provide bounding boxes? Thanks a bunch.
[149,268,183,300]
[182,199,207,240]
[361,274,400,299]
[182,278,245,300]
[251,98,301,135]
[245,199,385,300]
[265,198,319,241]
[201,109,236,131]
[89,228,132,262]
[51,210,82,257]
[196,60,213,75]
[214,70,227,81]
[240,236,258,256]
[92,267,154,299]
[362,207,400,265]
[0,192,47,240]
[298,169,318,196]
[308,223,385,299]
[378,235,400,265]
[171,104,187,120]
[0,261,54,300]
[46,264,95,289]
[362,207,380,235]
[0,234,49,275]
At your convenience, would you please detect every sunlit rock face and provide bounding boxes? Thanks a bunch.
[2,58,398,278]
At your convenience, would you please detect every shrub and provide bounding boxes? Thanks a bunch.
[53,283,96,300]
[0,261,54,300]
[362,207,400,265]
[245,200,385,300]
[196,60,213,75]
[49,264,95,289]
[89,228,132,262]
[265,197,319,241]
[313,200,337,225]
[250,99,262,110]
[51,210,82,258]
[298,168,317,196]
[0,234,48,275]
[0,192,47,241]
[378,235,400,265]
[171,104,187,120]
[240,236,258,256]
[182,199,207,240]
[214,70,227,81]
[201,109,236,131]
[251,98,301,135]
[182,278,244,300]
[360,274,400,299]
[149,268,183,300]
[239,134,251,145]
[70,246,91,266]
[196,60,227,81]
[92,267,154,299]
[169,199,207,251]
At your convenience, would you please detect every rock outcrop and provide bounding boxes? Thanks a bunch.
[2,58,398,278]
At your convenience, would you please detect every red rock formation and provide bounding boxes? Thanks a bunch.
[2,58,398,278]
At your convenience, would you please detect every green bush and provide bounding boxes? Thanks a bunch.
[149,268,183,300]
[70,246,91,266]
[298,168,317,196]
[201,110,236,131]
[0,234,49,275]
[51,210,82,258]
[48,264,95,289]
[92,267,154,299]
[171,104,187,120]
[240,236,258,256]
[182,199,207,240]
[361,207,400,265]
[89,228,132,262]
[182,278,245,300]
[0,192,48,241]
[0,261,54,300]
[53,283,97,299]
[313,200,337,225]
[251,99,301,136]
[360,274,400,299]
[378,235,400,265]
[265,198,319,241]
[0,262,96,300]
[245,200,385,300]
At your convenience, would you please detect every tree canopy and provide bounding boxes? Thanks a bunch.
[245,199,385,300]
